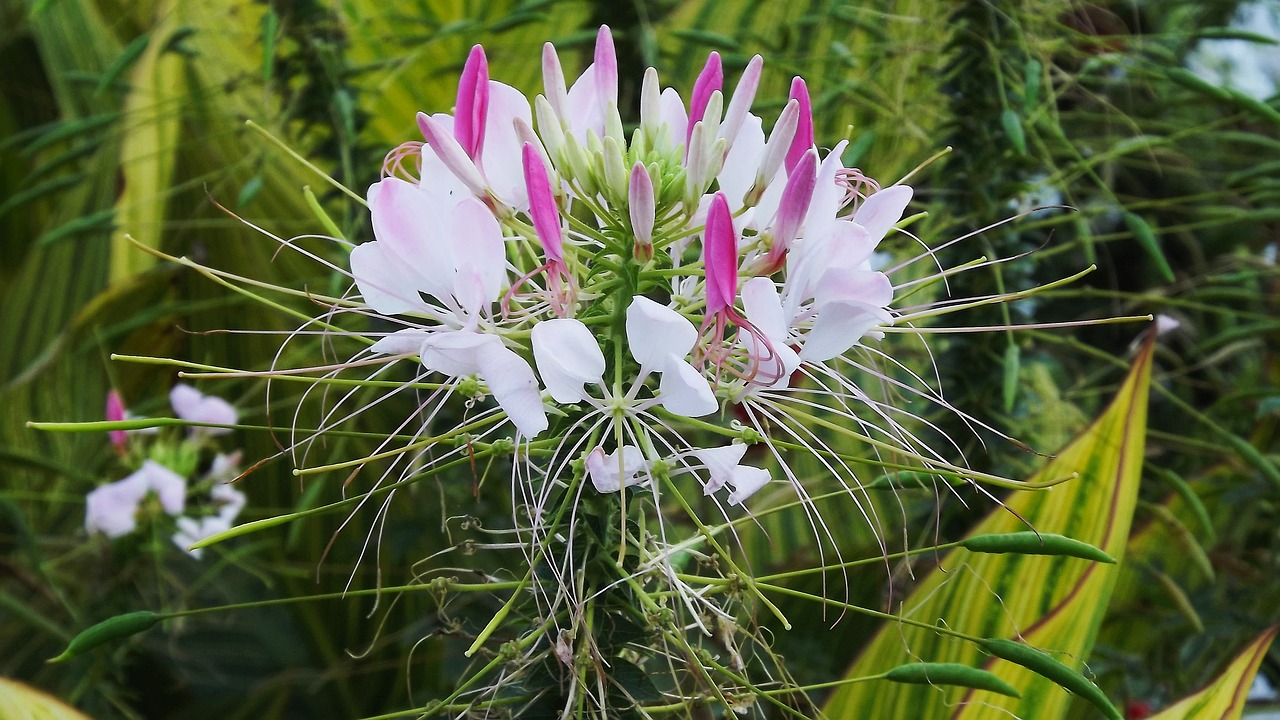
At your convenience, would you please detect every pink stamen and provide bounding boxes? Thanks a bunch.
[381,141,423,181]
[687,52,723,150]
[455,45,490,161]
[785,77,814,175]
[836,167,882,212]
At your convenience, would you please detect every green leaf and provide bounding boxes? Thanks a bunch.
[48,611,162,662]
[884,662,1020,698]
[824,340,1153,719]
[1002,342,1020,413]
[1001,109,1027,155]
[1123,212,1175,283]
[1146,626,1278,720]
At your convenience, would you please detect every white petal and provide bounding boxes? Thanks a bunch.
[141,460,188,515]
[854,185,913,243]
[815,269,894,308]
[692,444,749,493]
[799,301,891,362]
[531,319,605,403]
[419,330,493,377]
[350,240,429,316]
[658,356,718,417]
[741,278,786,341]
[369,328,432,355]
[169,383,203,420]
[658,87,688,151]
[448,196,507,317]
[717,114,764,209]
[803,140,849,231]
[726,466,770,505]
[585,446,647,493]
[479,81,533,208]
[84,473,149,538]
[477,341,548,438]
[369,177,455,301]
[565,64,604,139]
[170,384,236,435]
[626,297,698,373]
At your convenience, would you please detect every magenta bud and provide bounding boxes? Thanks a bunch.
[522,143,564,266]
[703,193,739,316]
[766,148,818,270]
[106,390,128,450]
[785,77,814,175]
[455,45,490,161]
[629,162,655,251]
[688,52,724,148]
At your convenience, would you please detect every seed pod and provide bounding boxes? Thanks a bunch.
[960,532,1115,564]
[49,611,162,663]
[979,638,1121,720]
[884,662,1020,698]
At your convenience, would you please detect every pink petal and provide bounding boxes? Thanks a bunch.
[522,143,564,264]
[785,77,814,175]
[455,45,490,160]
[703,193,739,316]
[628,162,655,248]
[368,177,455,301]
[687,52,723,149]
[531,319,604,403]
[659,356,718,417]
[625,297,698,373]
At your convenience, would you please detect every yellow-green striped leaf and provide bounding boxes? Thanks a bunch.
[823,339,1153,719]
[1146,626,1278,720]
[0,677,91,720]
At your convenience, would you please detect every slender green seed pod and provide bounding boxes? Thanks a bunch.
[979,638,1121,720]
[960,532,1115,564]
[49,611,163,663]
[884,662,1021,698]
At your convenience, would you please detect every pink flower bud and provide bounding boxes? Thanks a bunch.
[688,52,723,149]
[759,99,799,188]
[521,143,563,266]
[629,162,655,255]
[594,26,618,110]
[541,42,569,118]
[417,112,489,197]
[721,54,763,147]
[785,77,814,175]
[455,45,489,161]
[703,193,738,316]
[765,147,818,271]
[106,390,128,451]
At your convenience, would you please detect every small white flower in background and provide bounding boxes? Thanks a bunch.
[170,383,237,436]
[85,461,186,538]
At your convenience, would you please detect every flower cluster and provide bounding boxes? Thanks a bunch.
[86,385,246,558]
[338,28,934,516]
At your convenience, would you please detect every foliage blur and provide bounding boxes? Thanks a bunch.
[1,0,1277,717]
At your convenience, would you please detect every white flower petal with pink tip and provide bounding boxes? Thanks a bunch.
[585,446,647,493]
[532,319,605,403]
[854,185,913,244]
[625,297,698,374]
[658,355,718,417]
